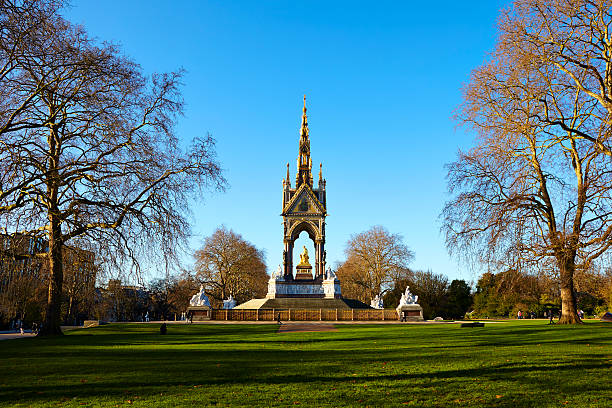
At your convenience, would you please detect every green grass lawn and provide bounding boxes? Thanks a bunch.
[1,321,611,407]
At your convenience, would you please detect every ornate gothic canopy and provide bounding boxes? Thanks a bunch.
[281,96,327,280]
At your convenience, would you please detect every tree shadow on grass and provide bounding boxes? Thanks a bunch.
[3,358,609,405]
[2,323,611,406]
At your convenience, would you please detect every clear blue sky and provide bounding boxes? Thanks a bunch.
[66,1,508,283]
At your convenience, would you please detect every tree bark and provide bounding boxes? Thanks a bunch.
[41,217,64,335]
[41,120,64,336]
[557,256,581,325]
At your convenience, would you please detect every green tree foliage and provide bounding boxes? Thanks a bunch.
[384,272,473,320]
[445,280,473,320]
[471,270,545,318]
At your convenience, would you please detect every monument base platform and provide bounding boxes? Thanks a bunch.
[396,304,424,321]
[266,276,342,299]
[234,297,371,310]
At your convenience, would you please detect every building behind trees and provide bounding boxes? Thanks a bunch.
[0,234,96,328]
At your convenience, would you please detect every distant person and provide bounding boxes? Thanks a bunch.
[517,310,522,319]
[160,323,167,335]
[145,312,150,322]
[276,313,282,325]
[548,310,554,324]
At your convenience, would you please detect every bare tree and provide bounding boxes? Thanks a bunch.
[0,260,46,325]
[166,272,199,315]
[0,1,225,334]
[410,270,449,320]
[498,0,612,156]
[61,245,97,325]
[443,0,612,324]
[194,226,268,306]
[336,226,414,303]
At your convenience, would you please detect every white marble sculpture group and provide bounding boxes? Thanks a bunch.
[272,264,284,280]
[189,285,236,309]
[223,295,236,309]
[189,285,211,307]
[324,266,336,280]
[370,294,383,309]
[398,286,418,307]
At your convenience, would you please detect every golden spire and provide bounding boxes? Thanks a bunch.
[300,94,309,139]
[319,163,323,184]
[286,163,290,185]
[297,95,312,187]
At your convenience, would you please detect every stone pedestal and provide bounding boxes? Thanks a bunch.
[187,306,211,321]
[396,304,424,321]
[295,265,313,280]
[266,276,341,299]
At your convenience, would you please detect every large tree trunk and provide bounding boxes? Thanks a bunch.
[41,218,64,335]
[39,119,65,336]
[557,256,581,325]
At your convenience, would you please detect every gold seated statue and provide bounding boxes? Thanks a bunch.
[295,246,313,280]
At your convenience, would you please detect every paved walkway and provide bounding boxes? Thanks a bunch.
[116,319,509,325]
[0,331,36,340]
[171,320,507,325]
[277,323,338,333]
[0,320,508,338]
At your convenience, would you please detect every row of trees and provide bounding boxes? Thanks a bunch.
[336,225,610,319]
[0,225,267,328]
[472,267,612,319]
[97,276,200,323]
[383,272,473,320]
[8,221,608,325]
[1,273,200,328]
[0,244,98,328]
[336,226,473,319]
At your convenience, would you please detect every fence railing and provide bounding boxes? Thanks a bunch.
[209,308,398,321]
